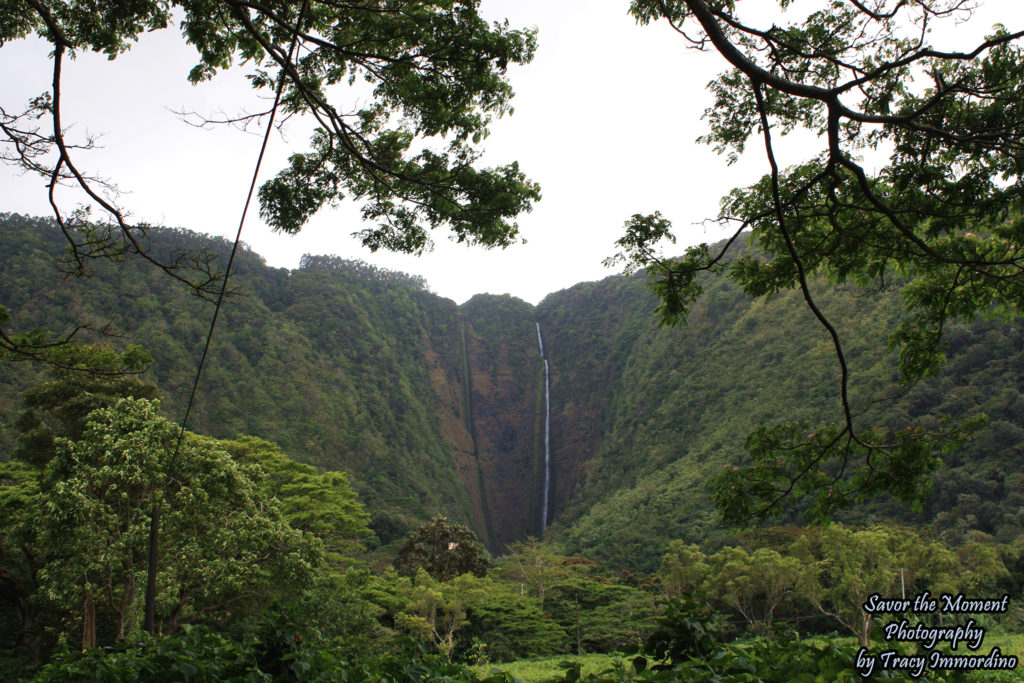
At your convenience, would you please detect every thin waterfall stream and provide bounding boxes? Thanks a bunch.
[535,322,550,532]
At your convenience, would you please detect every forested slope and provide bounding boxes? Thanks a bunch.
[0,215,491,547]
[3,214,1022,567]
[538,246,1024,569]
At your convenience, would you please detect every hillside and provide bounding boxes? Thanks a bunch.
[539,264,1024,568]
[0,214,487,548]
[2,214,1022,566]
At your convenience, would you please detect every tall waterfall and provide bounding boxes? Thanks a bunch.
[536,322,550,532]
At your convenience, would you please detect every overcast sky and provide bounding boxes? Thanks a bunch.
[0,1,1017,304]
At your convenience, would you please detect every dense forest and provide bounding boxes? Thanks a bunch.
[6,0,1024,678]
[4,214,1023,566]
[2,214,1024,679]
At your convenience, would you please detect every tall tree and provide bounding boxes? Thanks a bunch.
[500,537,572,611]
[36,398,318,647]
[0,460,44,652]
[658,541,711,599]
[612,0,1024,522]
[792,524,958,647]
[395,514,490,581]
[394,570,486,660]
[220,436,372,566]
[12,345,158,467]
[704,546,802,634]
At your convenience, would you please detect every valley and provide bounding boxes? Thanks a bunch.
[2,214,1022,569]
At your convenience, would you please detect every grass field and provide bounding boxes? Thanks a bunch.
[473,653,622,682]
[989,631,1024,655]
[471,631,1024,682]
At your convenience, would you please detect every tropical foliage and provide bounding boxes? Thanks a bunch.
[612,0,1024,524]
[0,0,539,306]
[4,1,1024,679]
[4,214,1024,572]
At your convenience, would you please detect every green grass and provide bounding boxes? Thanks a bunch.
[472,653,624,682]
[986,631,1024,655]
[472,633,1024,682]
[868,628,1024,682]
[955,630,1024,681]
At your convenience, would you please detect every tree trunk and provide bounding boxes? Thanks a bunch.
[82,593,95,650]
[144,504,159,634]
[859,611,871,648]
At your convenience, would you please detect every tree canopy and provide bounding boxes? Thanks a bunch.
[395,514,490,581]
[0,387,379,654]
[37,398,319,647]
[611,0,1024,523]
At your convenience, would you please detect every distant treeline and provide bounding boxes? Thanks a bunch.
[299,253,430,291]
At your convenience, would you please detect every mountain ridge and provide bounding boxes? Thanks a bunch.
[3,213,1023,568]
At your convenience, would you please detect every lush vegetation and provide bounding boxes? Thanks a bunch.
[0,212,483,548]
[0,365,652,676]
[5,458,1022,680]
[5,212,1024,573]
[540,242,1024,570]
[2,219,1022,676]
[5,0,1024,679]
[615,0,1024,526]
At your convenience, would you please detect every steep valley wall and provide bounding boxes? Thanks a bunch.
[4,216,1024,568]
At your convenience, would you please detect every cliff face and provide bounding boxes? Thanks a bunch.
[458,295,546,549]
[0,215,552,550]
[5,215,1024,566]
[535,277,657,526]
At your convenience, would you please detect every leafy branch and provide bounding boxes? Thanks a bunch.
[615,0,1024,522]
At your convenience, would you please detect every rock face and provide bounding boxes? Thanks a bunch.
[0,216,556,551]
[457,295,546,549]
[431,280,662,551]
[6,216,1024,565]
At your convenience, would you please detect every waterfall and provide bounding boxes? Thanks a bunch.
[535,322,550,532]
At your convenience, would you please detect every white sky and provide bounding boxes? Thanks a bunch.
[0,1,1016,304]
